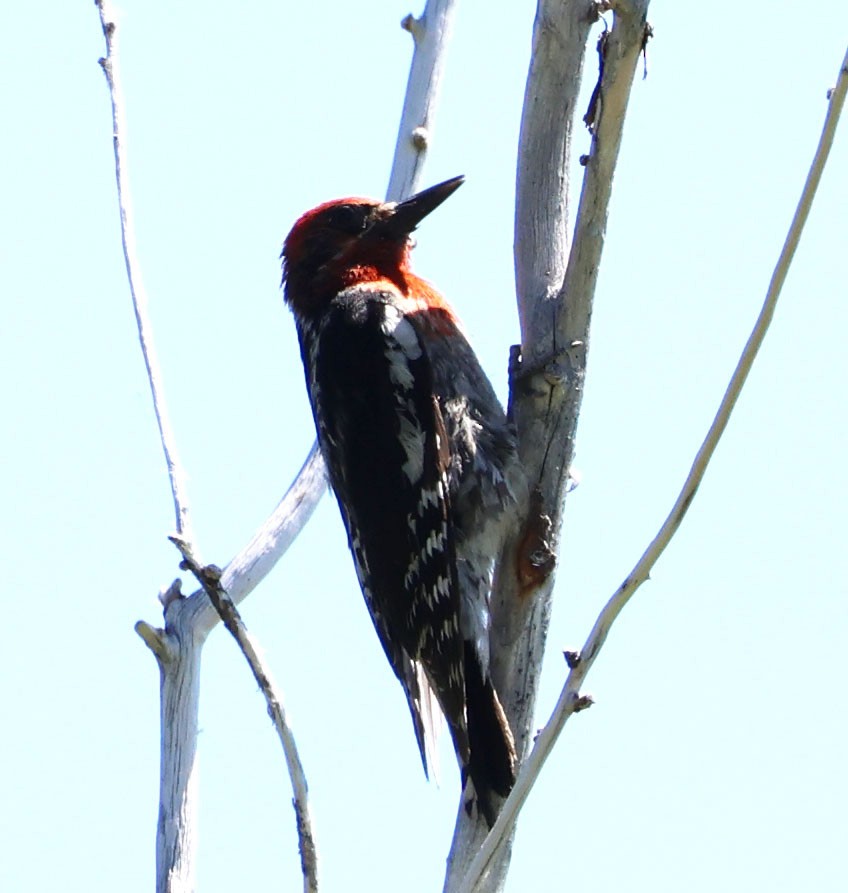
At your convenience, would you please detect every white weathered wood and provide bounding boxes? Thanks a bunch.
[445,2,652,890]
[454,18,847,893]
[173,538,319,893]
[443,0,596,887]
[190,441,327,634]
[386,0,459,202]
[498,0,650,727]
[155,618,202,893]
[133,431,327,893]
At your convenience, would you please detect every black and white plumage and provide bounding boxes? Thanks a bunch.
[282,177,523,825]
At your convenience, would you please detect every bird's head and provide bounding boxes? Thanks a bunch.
[282,175,464,318]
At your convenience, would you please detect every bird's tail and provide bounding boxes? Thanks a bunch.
[463,642,516,828]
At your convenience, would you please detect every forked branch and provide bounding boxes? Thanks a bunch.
[171,537,318,893]
[458,37,848,893]
[445,3,651,889]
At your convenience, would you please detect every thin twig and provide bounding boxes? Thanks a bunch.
[457,41,848,893]
[171,536,319,893]
[96,0,193,543]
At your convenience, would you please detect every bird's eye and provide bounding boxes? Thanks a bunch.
[327,205,370,235]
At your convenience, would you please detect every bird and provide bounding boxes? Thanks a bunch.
[281,176,523,826]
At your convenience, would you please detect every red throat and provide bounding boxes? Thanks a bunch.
[288,244,461,336]
[338,264,462,338]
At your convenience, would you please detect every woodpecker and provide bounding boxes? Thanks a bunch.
[282,176,522,826]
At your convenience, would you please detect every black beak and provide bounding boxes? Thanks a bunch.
[378,175,465,238]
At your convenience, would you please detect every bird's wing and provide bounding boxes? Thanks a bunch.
[306,286,468,773]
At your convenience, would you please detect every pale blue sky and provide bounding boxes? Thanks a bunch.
[2,2,846,891]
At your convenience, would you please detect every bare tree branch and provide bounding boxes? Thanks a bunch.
[171,537,318,893]
[506,0,650,788]
[93,1,459,889]
[387,0,458,201]
[95,0,193,543]
[445,0,647,893]
[129,443,327,893]
[457,33,848,893]
[444,2,651,889]
[183,441,327,635]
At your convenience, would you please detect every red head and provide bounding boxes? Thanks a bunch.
[282,176,464,320]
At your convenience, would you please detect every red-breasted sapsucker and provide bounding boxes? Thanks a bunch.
[282,176,522,826]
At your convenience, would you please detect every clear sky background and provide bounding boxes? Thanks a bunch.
[2,2,846,891]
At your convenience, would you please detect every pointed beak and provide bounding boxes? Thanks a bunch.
[377,175,465,239]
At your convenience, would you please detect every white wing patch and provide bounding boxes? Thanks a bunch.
[381,307,423,392]
[380,304,427,484]
[381,305,423,359]
[396,412,425,483]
